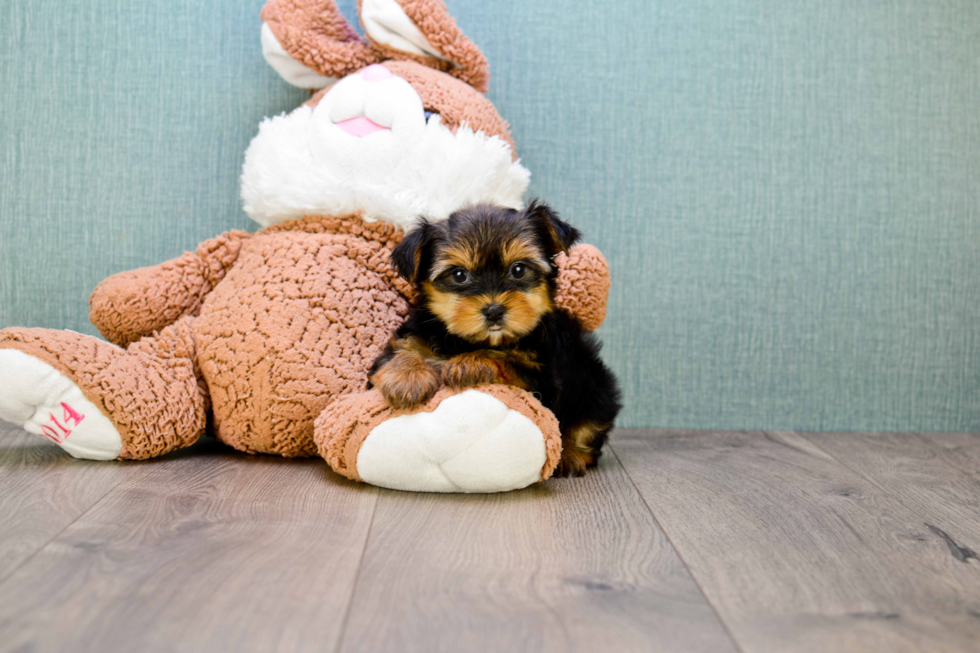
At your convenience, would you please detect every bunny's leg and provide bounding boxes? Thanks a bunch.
[0,316,208,460]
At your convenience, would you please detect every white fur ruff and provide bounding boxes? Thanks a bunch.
[241,108,530,231]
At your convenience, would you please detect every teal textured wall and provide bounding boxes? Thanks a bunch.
[1,1,978,432]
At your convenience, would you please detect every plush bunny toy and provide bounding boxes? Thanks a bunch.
[0,0,611,493]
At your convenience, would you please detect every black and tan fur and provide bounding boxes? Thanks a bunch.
[368,201,621,477]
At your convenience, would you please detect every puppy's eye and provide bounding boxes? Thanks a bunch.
[451,269,469,284]
[510,263,527,279]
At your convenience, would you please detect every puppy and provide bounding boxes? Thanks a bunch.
[368,201,621,477]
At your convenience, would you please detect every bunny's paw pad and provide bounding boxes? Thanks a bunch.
[0,349,121,460]
[356,389,547,493]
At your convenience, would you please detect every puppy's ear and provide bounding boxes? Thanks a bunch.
[525,200,581,257]
[392,219,435,284]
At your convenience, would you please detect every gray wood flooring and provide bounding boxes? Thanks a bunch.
[0,423,977,652]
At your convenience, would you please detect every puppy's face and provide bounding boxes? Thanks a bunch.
[393,202,581,346]
[425,225,552,347]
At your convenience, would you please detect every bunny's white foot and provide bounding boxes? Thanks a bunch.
[0,349,122,460]
[356,390,548,493]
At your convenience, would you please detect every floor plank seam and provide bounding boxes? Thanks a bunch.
[0,467,130,590]
[608,444,748,653]
[332,486,381,653]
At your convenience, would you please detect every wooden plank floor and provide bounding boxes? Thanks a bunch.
[0,423,977,652]
[614,430,980,653]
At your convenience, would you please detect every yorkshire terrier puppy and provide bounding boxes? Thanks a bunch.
[368,201,621,477]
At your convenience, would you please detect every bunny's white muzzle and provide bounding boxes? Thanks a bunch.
[309,65,427,175]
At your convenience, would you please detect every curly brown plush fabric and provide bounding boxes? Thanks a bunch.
[260,213,412,297]
[315,384,562,482]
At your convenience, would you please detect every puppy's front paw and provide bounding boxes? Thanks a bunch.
[372,353,441,410]
[554,448,595,478]
[442,353,499,390]
[380,369,440,410]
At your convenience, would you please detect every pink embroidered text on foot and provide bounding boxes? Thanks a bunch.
[39,402,85,444]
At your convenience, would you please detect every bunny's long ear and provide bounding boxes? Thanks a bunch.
[261,0,385,89]
[358,0,490,93]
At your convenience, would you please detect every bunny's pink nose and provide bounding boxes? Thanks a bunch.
[362,64,393,82]
[335,116,388,138]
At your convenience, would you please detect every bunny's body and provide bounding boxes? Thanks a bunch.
[0,0,612,492]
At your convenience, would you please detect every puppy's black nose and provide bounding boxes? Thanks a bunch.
[482,303,506,323]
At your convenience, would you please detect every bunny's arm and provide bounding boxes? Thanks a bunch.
[554,244,611,332]
[89,231,250,347]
